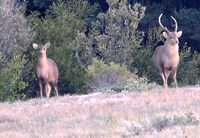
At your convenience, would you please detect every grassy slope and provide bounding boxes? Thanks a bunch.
[0,87,200,138]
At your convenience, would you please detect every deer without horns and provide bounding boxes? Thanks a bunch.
[153,13,182,88]
[33,42,59,98]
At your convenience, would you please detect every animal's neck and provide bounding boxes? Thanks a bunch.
[164,43,179,56]
[38,56,48,67]
[165,41,178,48]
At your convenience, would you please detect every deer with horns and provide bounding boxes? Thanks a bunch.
[153,13,182,88]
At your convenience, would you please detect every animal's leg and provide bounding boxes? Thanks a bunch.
[160,66,170,88]
[39,79,43,98]
[163,69,170,88]
[45,82,51,98]
[53,82,59,97]
[160,72,167,88]
[172,68,178,87]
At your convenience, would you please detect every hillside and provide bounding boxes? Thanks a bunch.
[0,87,200,138]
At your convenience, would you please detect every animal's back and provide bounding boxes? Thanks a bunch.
[153,45,165,70]
[47,58,59,83]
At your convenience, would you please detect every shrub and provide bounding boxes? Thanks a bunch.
[88,58,159,92]
[131,27,163,85]
[0,53,27,101]
[178,45,200,85]
[0,0,32,101]
[88,58,131,89]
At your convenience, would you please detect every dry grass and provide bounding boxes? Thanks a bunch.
[0,87,200,137]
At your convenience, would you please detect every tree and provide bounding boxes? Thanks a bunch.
[0,0,32,58]
[75,1,146,70]
[0,0,32,101]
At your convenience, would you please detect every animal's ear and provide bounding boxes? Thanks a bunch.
[162,31,168,39]
[45,42,50,48]
[32,43,38,50]
[177,31,182,38]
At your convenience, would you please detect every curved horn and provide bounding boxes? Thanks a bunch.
[158,13,169,33]
[171,16,178,32]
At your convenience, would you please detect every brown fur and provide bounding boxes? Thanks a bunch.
[153,14,182,88]
[33,42,59,98]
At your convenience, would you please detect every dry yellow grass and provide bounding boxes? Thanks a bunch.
[0,87,200,138]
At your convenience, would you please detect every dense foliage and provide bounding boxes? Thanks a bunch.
[0,0,200,101]
[75,1,145,68]
[0,54,27,101]
[0,0,32,101]
[0,0,32,58]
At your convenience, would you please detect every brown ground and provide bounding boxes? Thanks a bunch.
[0,87,200,138]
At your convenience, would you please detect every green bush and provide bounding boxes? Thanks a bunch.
[88,58,132,89]
[178,45,200,85]
[88,58,159,92]
[131,27,163,85]
[0,0,32,101]
[0,53,27,101]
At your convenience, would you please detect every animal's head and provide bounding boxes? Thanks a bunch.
[158,13,182,46]
[32,42,50,57]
